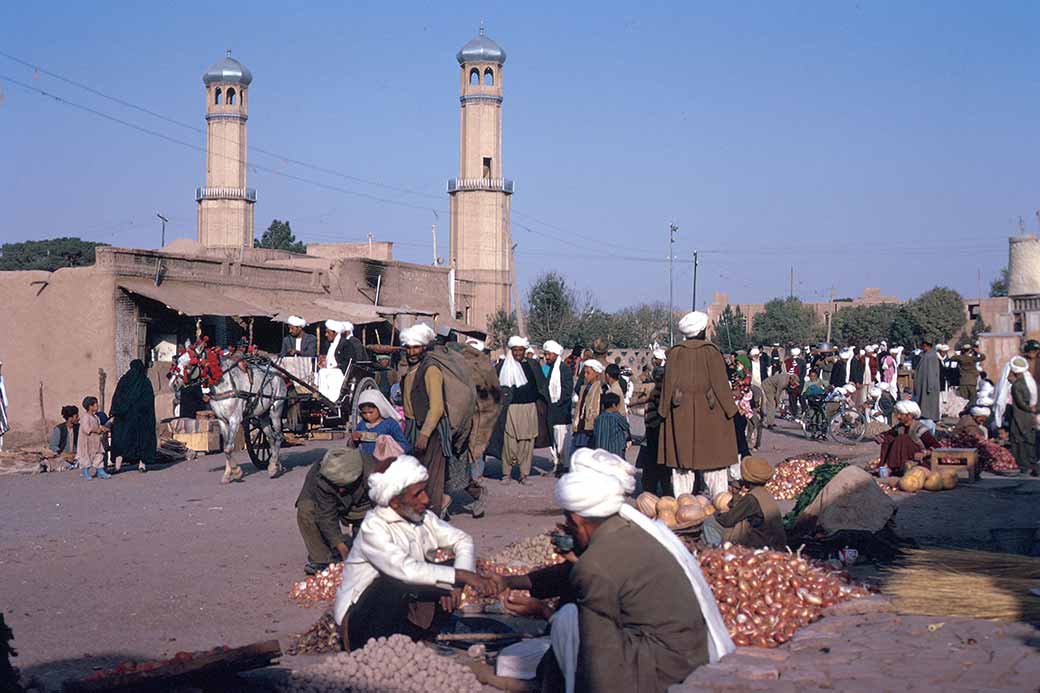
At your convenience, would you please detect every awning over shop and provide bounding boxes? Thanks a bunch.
[119,278,272,317]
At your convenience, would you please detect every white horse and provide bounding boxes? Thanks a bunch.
[171,351,287,483]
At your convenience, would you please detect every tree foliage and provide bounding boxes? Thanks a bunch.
[908,286,966,343]
[711,305,751,352]
[989,266,1009,297]
[887,306,918,347]
[255,219,305,253]
[0,237,106,271]
[751,298,821,346]
[830,304,901,346]
[486,310,518,350]
[525,272,577,345]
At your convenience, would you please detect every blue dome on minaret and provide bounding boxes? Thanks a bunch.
[456,25,506,65]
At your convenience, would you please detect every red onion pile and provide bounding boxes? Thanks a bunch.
[765,458,829,500]
[699,543,869,647]
[290,563,345,607]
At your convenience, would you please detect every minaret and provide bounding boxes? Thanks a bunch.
[196,50,255,248]
[448,25,513,330]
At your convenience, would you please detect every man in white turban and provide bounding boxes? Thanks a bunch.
[1007,356,1038,475]
[543,340,574,473]
[333,456,495,649]
[572,358,605,457]
[316,321,348,402]
[491,448,733,693]
[874,399,940,474]
[399,323,452,516]
[661,312,739,499]
[912,338,942,432]
[279,315,317,358]
[495,336,549,484]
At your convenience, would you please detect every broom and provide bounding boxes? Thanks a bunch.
[881,548,1040,622]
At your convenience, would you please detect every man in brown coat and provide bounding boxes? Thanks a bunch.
[659,311,739,499]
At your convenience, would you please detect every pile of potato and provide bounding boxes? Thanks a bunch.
[895,465,958,493]
[635,492,733,529]
[485,534,563,569]
[281,634,483,693]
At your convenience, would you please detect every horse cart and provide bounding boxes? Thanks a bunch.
[240,355,382,472]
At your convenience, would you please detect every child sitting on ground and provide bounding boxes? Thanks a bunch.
[77,396,111,479]
[352,389,410,456]
[593,392,630,457]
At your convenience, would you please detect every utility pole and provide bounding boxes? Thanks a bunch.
[668,224,678,346]
[431,224,438,265]
[789,266,795,299]
[826,286,835,344]
[368,232,374,258]
[156,213,168,248]
[691,250,699,310]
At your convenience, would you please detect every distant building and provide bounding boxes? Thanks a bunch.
[706,288,900,339]
[448,26,514,331]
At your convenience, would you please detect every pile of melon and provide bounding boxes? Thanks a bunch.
[635,491,733,529]
[896,465,958,493]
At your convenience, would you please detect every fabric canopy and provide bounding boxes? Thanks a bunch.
[119,278,271,318]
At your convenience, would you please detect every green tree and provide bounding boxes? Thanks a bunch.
[989,266,1009,297]
[887,305,918,347]
[831,304,900,346]
[486,310,518,351]
[908,287,966,343]
[611,303,670,349]
[750,297,821,347]
[0,237,106,271]
[525,272,577,345]
[711,305,751,352]
[970,314,991,338]
[255,219,305,253]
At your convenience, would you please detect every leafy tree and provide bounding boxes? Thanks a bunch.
[989,266,1009,297]
[525,272,577,345]
[831,304,900,346]
[887,306,918,347]
[908,287,966,343]
[611,303,670,349]
[0,237,106,271]
[486,309,518,351]
[970,314,991,338]
[255,219,305,253]
[711,305,751,352]
[750,298,821,347]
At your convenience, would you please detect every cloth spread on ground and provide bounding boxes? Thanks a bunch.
[788,465,897,537]
[783,462,847,529]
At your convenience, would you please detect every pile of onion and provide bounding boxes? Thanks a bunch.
[699,543,869,647]
[765,457,829,500]
[290,562,345,607]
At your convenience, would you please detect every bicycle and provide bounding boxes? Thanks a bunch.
[799,394,829,440]
[827,387,869,445]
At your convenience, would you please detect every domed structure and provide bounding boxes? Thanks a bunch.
[456,26,506,65]
[203,50,253,86]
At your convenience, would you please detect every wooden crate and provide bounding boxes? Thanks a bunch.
[930,447,979,482]
[172,430,221,453]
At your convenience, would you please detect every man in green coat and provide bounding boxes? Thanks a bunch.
[1007,357,1037,476]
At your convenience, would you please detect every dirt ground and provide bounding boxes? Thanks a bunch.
[2,417,1038,690]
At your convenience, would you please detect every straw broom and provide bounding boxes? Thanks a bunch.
[881,549,1040,622]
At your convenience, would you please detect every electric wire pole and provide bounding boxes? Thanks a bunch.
[156,213,168,248]
[669,224,678,346]
[692,250,699,310]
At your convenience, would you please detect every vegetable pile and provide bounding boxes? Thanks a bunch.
[287,610,341,656]
[766,457,834,500]
[291,563,345,608]
[81,647,232,680]
[635,492,729,529]
[700,543,869,647]
[894,465,959,493]
[949,431,1019,474]
[280,634,483,693]
[782,462,848,529]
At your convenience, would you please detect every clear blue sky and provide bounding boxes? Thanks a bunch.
[0,1,1031,309]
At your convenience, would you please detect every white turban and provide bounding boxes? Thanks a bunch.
[653,348,667,362]
[368,455,429,507]
[895,400,921,418]
[400,324,434,347]
[970,406,991,417]
[868,385,882,399]
[325,320,345,334]
[976,395,995,407]
[840,348,853,360]
[749,347,760,357]
[582,359,604,374]
[341,320,354,336]
[507,336,529,349]
[569,448,637,494]
[937,344,949,352]
[790,348,802,357]
[678,311,709,338]
[543,340,564,356]
[1010,356,1029,374]
[466,337,486,352]
[358,388,400,422]
[865,345,876,354]
[889,347,901,355]
[977,380,995,399]
[555,470,626,518]
[288,315,307,328]
[843,383,858,394]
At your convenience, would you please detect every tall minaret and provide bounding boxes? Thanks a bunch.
[449,25,513,330]
[197,50,255,248]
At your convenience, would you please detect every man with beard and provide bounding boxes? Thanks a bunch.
[543,340,574,475]
[333,456,496,649]
[399,324,450,516]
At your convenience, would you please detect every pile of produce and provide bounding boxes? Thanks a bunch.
[290,563,345,607]
[80,647,232,681]
[894,465,958,493]
[485,534,562,569]
[280,634,483,693]
[766,456,837,500]
[635,492,731,528]
[700,543,869,647]
[286,610,341,656]
[949,431,1019,474]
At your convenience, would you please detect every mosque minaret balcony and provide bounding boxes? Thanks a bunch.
[195,186,257,202]
[446,178,514,194]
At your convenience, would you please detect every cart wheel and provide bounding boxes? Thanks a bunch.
[348,377,379,435]
[244,418,271,469]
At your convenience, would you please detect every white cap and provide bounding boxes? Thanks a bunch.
[790,347,802,357]
[287,315,307,328]
[582,359,605,374]
[543,340,564,356]
[678,311,709,338]
[970,406,991,417]
[1010,356,1029,374]
[507,336,529,349]
[750,347,760,356]
[895,400,921,417]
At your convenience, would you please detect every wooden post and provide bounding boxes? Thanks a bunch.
[98,369,107,413]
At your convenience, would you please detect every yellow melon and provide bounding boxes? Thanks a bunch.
[713,491,734,513]
[636,492,659,518]
[940,469,958,490]
[923,472,944,492]
[898,474,923,493]
[657,509,678,528]
[675,504,706,527]
[676,493,699,508]
[656,496,679,514]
